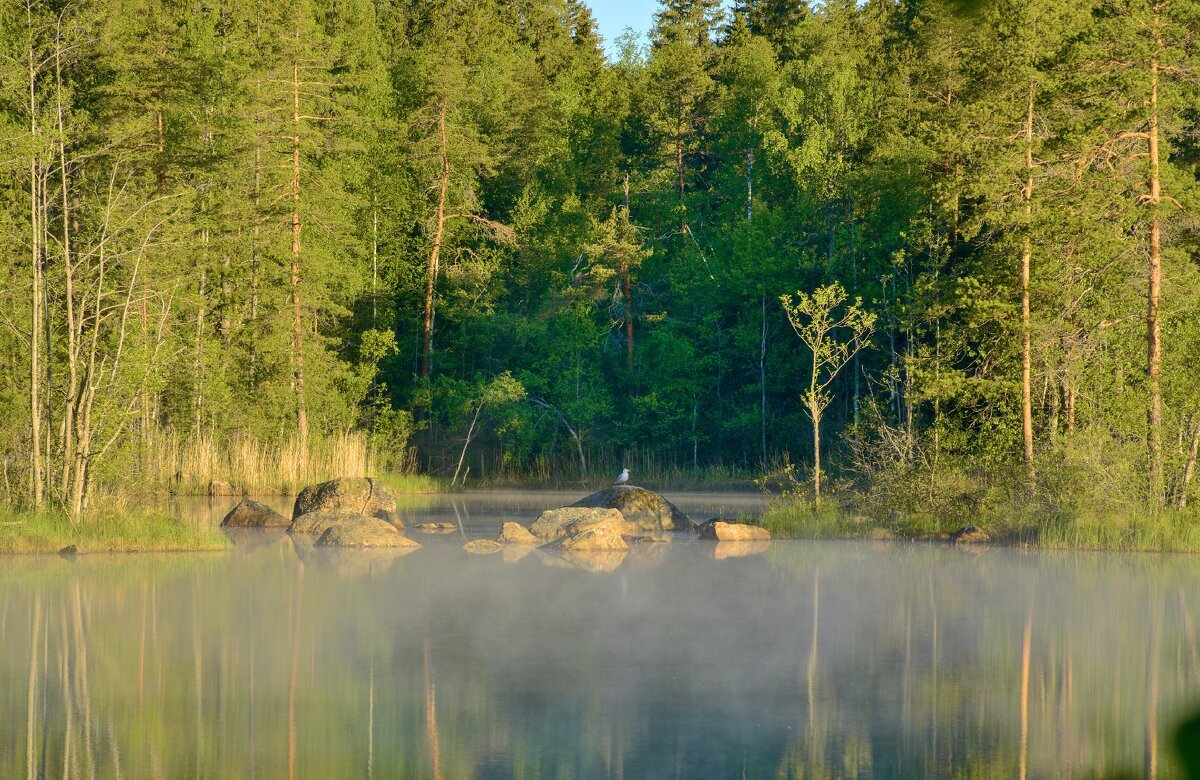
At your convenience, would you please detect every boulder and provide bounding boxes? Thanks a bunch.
[209,480,238,497]
[221,499,289,528]
[316,517,419,548]
[697,520,771,542]
[542,524,629,552]
[529,507,635,540]
[289,509,373,536]
[292,477,402,527]
[569,485,690,532]
[949,525,989,545]
[497,522,538,545]
[464,539,503,555]
[413,522,457,534]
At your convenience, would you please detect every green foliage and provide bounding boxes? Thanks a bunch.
[1,0,1199,526]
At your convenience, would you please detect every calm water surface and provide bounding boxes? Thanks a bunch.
[2,491,1198,778]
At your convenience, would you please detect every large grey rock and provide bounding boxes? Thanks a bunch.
[569,485,690,532]
[221,499,289,528]
[697,520,771,542]
[289,509,373,536]
[315,517,419,548]
[464,539,503,554]
[529,507,635,541]
[292,477,402,527]
[541,524,629,552]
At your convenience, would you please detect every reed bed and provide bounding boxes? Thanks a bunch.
[0,506,229,554]
[142,429,380,496]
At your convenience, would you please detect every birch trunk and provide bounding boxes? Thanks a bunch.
[422,98,450,380]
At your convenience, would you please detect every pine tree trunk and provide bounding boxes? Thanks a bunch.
[760,295,768,466]
[1146,47,1163,506]
[1021,81,1036,485]
[27,24,43,508]
[622,173,633,372]
[290,50,308,456]
[422,98,449,380]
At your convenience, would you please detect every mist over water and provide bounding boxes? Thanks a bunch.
[2,494,1198,778]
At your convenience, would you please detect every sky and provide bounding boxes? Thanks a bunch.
[586,0,656,53]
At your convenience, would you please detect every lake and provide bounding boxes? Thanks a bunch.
[2,490,1198,778]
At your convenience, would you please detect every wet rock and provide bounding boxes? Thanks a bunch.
[569,485,691,532]
[289,509,374,536]
[316,517,418,548]
[58,544,79,558]
[542,524,629,552]
[209,480,238,497]
[464,539,503,555]
[292,477,402,527]
[629,535,669,544]
[529,507,634,540]
[949,525,989,545]
[413,523,457,533]
[867,527,897,542]
[221,498,289,528]
[697,520,771,542]
[497,522,537,545]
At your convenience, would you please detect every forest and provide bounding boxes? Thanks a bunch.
[1,0,1198,525]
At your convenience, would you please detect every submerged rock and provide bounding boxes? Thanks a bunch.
[497,521,538,545]
[949,525,989,545]
[221,498,289,528]
[292,477,402,527]
[316,517,418,548]
[697,520,771,542]
[464,539,503,555]
[414,523,457,533]
[569,485,690,532]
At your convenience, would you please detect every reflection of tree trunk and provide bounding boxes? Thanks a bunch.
[288,563,304,780]
[367,658,375,780]
[806,570,820,748]
[26,596,41,780]
[423,637,442,780]
[59,607,73,779]
[139,581,148,704]
[1019,606,1032,780]
[72,583,95,779]
[1145,602,1161,780]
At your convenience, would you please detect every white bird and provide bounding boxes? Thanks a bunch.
[614,468,630,485]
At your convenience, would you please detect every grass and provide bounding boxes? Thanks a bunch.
[376,473,441,494]
[758,496,1200,552]
[0,506,230,554]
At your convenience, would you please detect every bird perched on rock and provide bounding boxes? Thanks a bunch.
[614,468,629,485]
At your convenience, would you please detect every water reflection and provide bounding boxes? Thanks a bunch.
[2,540,1198,778]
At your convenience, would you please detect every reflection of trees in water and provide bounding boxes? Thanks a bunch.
[1,545,1199,778]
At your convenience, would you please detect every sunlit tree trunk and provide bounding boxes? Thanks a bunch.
[422,98,449,380]
[290,41,309,458]
[1146,37,1164,506]
[1021,81,1036,486]
[26,6,43,508]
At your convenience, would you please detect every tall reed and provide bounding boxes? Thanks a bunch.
[142,429,377,496]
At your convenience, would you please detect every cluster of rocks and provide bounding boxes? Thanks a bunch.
[462,485,773,568]
[220,479,774,565]
[221,477,420,550]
